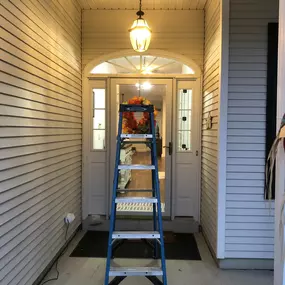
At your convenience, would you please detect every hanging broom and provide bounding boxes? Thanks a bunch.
[265,114,285,200]
[265,114,285,259]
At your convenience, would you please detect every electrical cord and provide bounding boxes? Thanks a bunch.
[41,223,70,285]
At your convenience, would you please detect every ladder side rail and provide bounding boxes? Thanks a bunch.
[150,112,168,285]
[150,122,158,258]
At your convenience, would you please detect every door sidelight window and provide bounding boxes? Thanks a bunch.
[93,88,106,150]
[177,89,192,151]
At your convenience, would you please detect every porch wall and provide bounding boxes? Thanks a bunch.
[225,0,278,259]
[0,1,82,284]
[201,0,221,255]
[82,10,204,69]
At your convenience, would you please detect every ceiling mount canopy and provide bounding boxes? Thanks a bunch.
[129,0,152,53]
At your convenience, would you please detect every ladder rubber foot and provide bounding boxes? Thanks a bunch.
[112,231,160,239]
[115,197,158,203]
[109,267,163,277]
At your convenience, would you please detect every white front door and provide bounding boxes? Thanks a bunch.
[110,78,173,217]
[83,79,108,217]
[173,80,201,220]
[83,77,201,221]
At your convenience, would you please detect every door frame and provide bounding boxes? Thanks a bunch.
[83,73,202,221]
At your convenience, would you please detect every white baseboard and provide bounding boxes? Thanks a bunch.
[218,258,274,270]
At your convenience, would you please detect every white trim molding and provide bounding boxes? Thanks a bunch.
[274,0,285,284]
[217,0,230,259]
[83,49,202,77]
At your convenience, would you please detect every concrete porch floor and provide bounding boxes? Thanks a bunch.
[42,232,273,285]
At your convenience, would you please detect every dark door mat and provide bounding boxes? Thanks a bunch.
[70,231,201,260]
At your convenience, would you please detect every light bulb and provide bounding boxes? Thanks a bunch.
[129,18,152,52]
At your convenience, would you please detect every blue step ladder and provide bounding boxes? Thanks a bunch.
[104,104,168,285]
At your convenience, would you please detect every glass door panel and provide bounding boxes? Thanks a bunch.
[110,79,173,217]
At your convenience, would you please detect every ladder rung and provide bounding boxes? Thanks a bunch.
[109,267,163,277]
[115,197,158,203]
[112,231,160,239]
[118,164,155,170]
[121,134,153,139]
[117,189,153,192]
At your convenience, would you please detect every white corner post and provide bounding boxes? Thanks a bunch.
[274,0,285,284]
[217,0,229,259]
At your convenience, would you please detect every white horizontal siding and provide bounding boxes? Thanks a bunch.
[225,0,278,259]
[201,0,221,255]
[82,10,204,69]
[0,0,82,284]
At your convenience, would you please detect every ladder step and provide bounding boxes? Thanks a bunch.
[109,267,163,277]
[118,164,155,170]
[112,231,160,239]
[117,189,153,192]
[115,197,158,203]
[121,134,153,139]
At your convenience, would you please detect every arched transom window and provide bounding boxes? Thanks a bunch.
[91,55,195,75]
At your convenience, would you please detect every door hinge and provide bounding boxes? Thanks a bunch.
[196,150,199,156]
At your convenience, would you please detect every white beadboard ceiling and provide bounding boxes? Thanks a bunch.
[77,0,207,10]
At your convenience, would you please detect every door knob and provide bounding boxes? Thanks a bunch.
[163,142,173,155]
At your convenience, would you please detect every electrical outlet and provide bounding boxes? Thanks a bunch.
[64,213,75,224]
[91,214,101,221]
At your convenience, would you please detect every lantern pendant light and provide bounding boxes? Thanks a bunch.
[129,0,152,52]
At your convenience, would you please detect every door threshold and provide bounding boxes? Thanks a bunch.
[115,215,171,220]
[83,215,199,233]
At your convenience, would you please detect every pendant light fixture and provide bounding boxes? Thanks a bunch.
[129,0,152,52]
